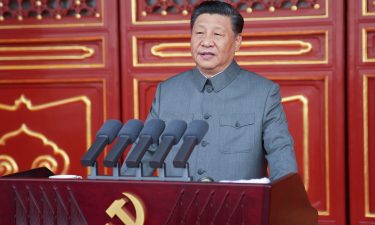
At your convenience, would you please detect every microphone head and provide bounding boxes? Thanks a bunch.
[184,120,209,144]
[161,120,187,144]
[118,119,144,143]
[140,119,166,143]
[96,119,122,143]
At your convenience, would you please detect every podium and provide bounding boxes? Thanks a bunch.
[0,171,317,225]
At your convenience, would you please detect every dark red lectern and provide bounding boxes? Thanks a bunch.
[0,172,317,225]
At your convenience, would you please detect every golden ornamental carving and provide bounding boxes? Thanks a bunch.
[0,155,18,175]
[0,124,69,174]
[32,155,59,173]
[0,94,93,175]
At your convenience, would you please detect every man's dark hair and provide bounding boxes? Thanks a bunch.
[190,1,244,35]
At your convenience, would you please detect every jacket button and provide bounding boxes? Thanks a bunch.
[203,113,211,119]
[197,169,206,175]
[206,86,213,93]
[201,140,208,147]
[235,121,240,127]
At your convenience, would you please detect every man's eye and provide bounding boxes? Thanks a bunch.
[214,33,223,36]
[196,32,203,34]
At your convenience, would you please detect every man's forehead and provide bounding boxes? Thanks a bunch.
[193,14,231,28]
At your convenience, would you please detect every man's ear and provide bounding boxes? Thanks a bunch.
[235,34,242,51]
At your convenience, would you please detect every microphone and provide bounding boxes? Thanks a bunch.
[173,120,209,168]
[125,119,165,168]
[103,120,144,167]
[81,120,122,167]
[149,120,187,168]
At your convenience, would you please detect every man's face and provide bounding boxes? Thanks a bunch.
[191,13,242,77]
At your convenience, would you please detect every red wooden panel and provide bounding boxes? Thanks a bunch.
[0,79,106,177]
[348,0,375,223]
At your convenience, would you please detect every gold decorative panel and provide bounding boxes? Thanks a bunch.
[363,28,375,63]
[133,31,328,67]
[131,0,328,25]
[0,36,105,70]
[362,0,375,16]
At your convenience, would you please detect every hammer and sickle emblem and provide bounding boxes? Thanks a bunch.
[106,192,145,225]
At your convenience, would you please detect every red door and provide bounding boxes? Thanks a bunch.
[119,1,345,224]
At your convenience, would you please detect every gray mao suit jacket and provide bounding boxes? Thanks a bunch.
[122,61,298,181]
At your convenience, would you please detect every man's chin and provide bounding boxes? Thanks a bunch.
[196,62,217,70]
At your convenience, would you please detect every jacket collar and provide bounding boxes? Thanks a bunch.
[191,61,241,92]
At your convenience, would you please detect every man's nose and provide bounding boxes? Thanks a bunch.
[201,34,214,46]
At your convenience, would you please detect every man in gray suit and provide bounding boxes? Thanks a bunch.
[122,1,297,181]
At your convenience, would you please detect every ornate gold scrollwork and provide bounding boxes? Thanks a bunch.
[32,155,59,172]
[0,124,69,174]
[0,94,93,175]
[0,155,18,175]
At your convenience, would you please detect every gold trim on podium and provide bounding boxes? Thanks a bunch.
[364,74,375,217]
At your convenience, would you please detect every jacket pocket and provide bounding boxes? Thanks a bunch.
[219,113,255,154]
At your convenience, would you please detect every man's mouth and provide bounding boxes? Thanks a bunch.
[198,51,215,60]
[199,51,215,56]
